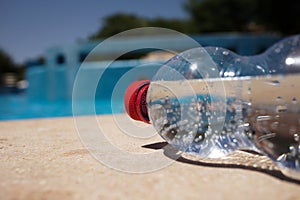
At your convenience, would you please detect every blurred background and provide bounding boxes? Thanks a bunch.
[0,0,300,120]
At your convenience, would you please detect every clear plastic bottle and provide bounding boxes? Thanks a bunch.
[124,34,300,180]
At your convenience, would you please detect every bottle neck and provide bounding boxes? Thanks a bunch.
[124,80,150,124]
[136,83,150,123]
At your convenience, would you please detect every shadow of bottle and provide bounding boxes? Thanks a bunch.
[142,142,300,185]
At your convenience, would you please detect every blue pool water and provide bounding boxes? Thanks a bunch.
[0,94,121,121]
[0,60,161,121]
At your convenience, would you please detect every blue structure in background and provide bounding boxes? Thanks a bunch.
[1,34,281,120]
[27,34,280,100]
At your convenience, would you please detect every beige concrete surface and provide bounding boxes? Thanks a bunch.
[0,115,300,200]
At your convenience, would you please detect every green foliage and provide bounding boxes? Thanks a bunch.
[90,13,148,39]
[147,18,194,34]
[254,0,300,34]
[0,49,15,70]
[184,0,257,32]
[90,0,300,39]
[0,49,24,86]
[90,12,197,39]
[184,0,300,34]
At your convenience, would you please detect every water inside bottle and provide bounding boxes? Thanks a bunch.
[147,74,300,172]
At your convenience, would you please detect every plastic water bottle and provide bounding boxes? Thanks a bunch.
[124,34,300,180]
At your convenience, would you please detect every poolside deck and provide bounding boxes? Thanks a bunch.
[0,115,299,199]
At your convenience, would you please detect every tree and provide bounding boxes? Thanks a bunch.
[184,0,259,33]
[0,49,15,69]
[184,0,300,34]
[90,0,300,40]
[148,18,195,34]
[89,13,197,40]
[90,13,148,39]
[0,49,24,87]
[254,0,300,34]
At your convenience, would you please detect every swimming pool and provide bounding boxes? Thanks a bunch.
[0,94,119,120]
[1,34,281,121]
[0,60,161,121]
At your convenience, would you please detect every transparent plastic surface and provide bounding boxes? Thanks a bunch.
[147,35,300,180]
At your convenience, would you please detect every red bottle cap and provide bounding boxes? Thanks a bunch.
[124,80,150,123]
